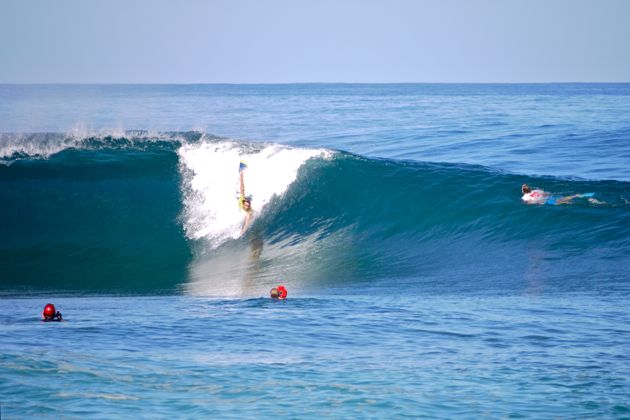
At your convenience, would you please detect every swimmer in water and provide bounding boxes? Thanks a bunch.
[270,285,288,299]
[521,184,589,205]
[42,303,63,322]
[239,163,253,234]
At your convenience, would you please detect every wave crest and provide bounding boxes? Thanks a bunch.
[178,140,332,248]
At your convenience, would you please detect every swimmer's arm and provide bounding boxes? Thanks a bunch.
[239,172,245,199]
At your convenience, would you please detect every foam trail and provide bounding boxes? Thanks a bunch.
[178,140,330,249]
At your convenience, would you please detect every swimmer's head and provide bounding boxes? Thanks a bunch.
[270,285,287,299]
[521,184,531,194]
[243,197,251,211]
[277,285,288,300]
[42,303,56,319]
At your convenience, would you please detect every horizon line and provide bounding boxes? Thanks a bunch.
[2,81,630,86]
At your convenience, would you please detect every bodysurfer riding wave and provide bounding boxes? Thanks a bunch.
[238,162,253,234]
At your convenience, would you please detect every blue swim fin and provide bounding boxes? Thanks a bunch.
[580,192,595,198]
[239,162,248,172]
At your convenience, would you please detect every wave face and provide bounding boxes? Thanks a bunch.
[1,132,629,295]
[0,132,194,293]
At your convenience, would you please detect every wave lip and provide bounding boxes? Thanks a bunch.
[0,130,204,163]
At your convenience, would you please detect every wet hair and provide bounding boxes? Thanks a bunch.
[270,288,279,298]
[522,184,531,194]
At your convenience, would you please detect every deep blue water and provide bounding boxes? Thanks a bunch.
[1,84,629,417]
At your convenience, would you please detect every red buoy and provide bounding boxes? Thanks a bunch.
[277,285,288,300]
[42,303,56,319]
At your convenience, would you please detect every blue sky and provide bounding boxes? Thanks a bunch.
[1,0,629,83]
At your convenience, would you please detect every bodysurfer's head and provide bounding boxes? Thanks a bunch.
[242,197,251,212]
[270,288,280,299]
[521,184,531,194]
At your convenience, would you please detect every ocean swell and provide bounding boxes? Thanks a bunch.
[0,131,628,295]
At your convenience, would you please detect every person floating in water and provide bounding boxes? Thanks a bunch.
[521,184,594,205]
[238,162,253,234]
[270,285,288,300]
[42,303,63,322]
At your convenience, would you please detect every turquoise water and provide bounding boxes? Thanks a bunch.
[1,84,629,417]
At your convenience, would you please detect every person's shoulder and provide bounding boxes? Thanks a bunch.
[522,189,546,203]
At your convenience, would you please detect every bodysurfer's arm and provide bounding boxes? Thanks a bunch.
[240,172,245,199]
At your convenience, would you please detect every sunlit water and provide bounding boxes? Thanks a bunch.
[2,293,629,418]
[1,84,629,417]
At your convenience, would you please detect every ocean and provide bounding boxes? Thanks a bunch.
[1,84,629,418]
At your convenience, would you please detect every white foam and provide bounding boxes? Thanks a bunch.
[178,139,330,248]
[0,129,188,160]
[0,133,75,159]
